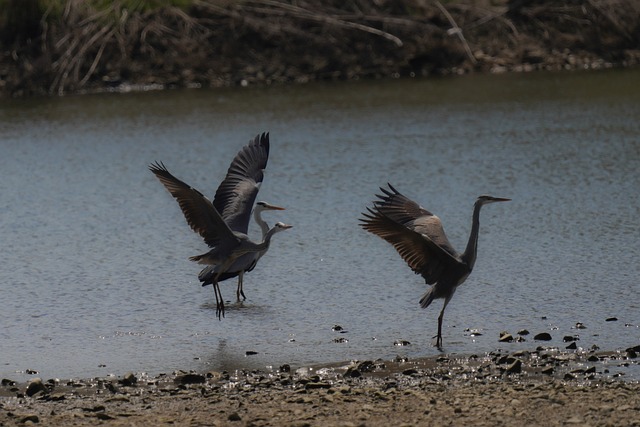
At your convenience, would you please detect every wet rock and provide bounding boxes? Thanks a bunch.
[119,372,137,386]
[534,332,552,341]
[393,340,411,346]
[541,366,554,375]
[517,329,530,336]
[574,322,586,329]
[20,415,39,423]
[344,367,361,378]
[279,364,291,373]
[333,337,348,343]
[332,325,343,331]
[402,368,418,376]
[563,336,579,342]
[1,378,16,386]
[505,359,522,374]
[25,369,38,375]
[605,317,618,321]
[245,351,258,356]
[499,332,514,342]
[25,378,46,397]
[175,374,206,385]
[206,371,225,380]
[228,412,242,421]
[96,413,115,420]
[305,381,331,390]
[565,342,577,350]
[626,345,640,353]
[358,360,378,372]
[587,355,599,362]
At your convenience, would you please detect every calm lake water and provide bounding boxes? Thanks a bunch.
[1,69,639,382]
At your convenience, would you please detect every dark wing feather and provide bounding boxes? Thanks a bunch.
[149,161,237,247]
[212,133,270,234]
[360,184,460,284]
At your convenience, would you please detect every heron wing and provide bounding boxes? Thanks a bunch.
[360,184,461,284]
[212,133,270,234]
[150,161,237,247]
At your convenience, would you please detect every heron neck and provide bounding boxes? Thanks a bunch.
[461,200,483,270]
[253,208,270,238]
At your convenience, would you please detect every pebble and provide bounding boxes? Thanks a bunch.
[119,372,137,386]
[25,378,45,397]
[534,332,552,341]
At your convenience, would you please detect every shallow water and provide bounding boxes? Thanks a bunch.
[1,69,639,382]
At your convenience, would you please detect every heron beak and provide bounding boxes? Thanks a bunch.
[491,197,511,203]
[264,203,286,211]
[281,223,293,229]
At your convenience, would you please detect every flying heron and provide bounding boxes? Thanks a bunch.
[149,133,291,319]
[199,133,286,301]
[198,201,285,301]
[360,184,509,347]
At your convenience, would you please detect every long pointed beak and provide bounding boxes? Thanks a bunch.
[264,203,286,211]
[280,223,293,229]
[492,197,511,202]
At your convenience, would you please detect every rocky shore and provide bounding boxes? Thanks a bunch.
[2,346,639,426]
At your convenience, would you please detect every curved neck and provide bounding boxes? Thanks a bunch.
[253,208,270,238]
[461,200,484,270]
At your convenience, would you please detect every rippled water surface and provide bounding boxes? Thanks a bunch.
[1,69,639,381]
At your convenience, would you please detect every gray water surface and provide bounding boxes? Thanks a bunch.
[1,69,639,381]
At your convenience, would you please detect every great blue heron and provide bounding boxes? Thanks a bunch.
[200,133,286,301]
[198,200,285,301]
[149,134,291,319]
[359,184,509,347]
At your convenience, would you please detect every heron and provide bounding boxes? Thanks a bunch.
[359,183,509,347]
[200,132,286,301]
[198,200,285,301]
[149,133,291,319]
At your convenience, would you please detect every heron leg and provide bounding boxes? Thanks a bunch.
[434,296,452,349]
[237,271,246,301]
[212,281,225,320]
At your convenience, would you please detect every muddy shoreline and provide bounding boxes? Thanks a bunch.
[2,346,639,426]
[1,1,639,98]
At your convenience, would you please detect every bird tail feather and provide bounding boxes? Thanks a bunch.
[419,287,435,309]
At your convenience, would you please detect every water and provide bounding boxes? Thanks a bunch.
[1,69,639,382]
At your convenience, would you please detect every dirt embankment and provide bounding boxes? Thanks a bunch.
[1,0,639,98]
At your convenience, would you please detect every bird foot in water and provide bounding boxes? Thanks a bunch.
[216,303,225,320]
[432,335,444,350]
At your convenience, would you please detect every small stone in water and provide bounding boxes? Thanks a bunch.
[574,322,586,329]
[606,317,618,322]
[517,329,530,336]
[566,342,577,350]
[499,332,513,342]
[534,332,552,341]
[245,351,258,356]
[393,340,411,346]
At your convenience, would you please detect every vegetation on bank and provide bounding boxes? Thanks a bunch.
[0,0,639,97]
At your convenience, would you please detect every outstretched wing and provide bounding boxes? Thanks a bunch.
[150,161,237,248]
[212,133,270,234]
[359,184,460,284]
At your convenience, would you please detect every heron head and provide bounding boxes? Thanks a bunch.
[273,221,293,231]
[477,195,511,205]
[255,201,286,211]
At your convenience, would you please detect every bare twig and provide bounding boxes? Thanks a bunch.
[435,0,477,64]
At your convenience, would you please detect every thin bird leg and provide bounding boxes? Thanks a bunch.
[212,280,225,320]
[436,310,444,349]
[435,297,452,349]
[236,271,246,301]
[212,258,236,319]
